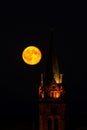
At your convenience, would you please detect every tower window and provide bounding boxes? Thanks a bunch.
[54,118,58,130]
[48,118,52,130]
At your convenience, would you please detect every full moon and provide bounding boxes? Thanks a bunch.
[22,46,42,65]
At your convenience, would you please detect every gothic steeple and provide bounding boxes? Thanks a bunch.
[38,30,66,130]
[38,29,64,100]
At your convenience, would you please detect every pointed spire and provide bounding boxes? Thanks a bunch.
[39,29,64,100]
[45,28,61,86]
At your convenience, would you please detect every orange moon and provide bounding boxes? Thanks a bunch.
[22,46,42,65]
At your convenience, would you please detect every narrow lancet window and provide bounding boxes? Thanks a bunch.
[48,118,52,130]
[54,118,58,130]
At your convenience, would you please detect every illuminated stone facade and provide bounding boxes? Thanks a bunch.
[38,74,65,130]
[39,102,65,130]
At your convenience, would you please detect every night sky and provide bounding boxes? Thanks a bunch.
[0,23,87,129]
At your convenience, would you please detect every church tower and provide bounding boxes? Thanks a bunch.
[38,31,66,130]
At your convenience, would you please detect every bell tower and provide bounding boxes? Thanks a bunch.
[38,31,66,130]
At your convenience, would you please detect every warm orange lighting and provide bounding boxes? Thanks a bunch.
[22,46,42,65]
[55,91,60,98]
[49,91,60,98]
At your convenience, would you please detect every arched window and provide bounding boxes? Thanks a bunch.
[48,118,52,130]
[50,91,53,98]
[54,118,58,130]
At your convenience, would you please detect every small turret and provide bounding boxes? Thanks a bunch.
[38,73,44,99]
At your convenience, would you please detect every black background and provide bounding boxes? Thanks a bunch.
[0,2,87,129]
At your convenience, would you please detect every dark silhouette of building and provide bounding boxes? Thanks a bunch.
[38,31,66,130]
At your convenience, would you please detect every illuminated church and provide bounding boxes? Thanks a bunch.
[38,32,66,130]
